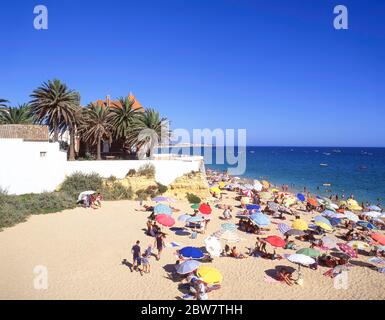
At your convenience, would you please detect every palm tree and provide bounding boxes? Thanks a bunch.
[78,104,112,160]
[127,109,170,159]
[30,79,80,160]
[0,99,9,107]
[108,96,140,151]
[0,104,35,124]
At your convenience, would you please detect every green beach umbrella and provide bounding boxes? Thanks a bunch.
[296,248,321,258]
[191,203,200,210]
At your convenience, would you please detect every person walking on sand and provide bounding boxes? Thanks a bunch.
[154,232,165,260]
[131,240,141,272]
[141,253,150,274]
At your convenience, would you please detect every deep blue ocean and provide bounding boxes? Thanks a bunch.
[157,147,385,205]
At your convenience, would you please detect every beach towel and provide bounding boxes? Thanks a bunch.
[368,257,385,265]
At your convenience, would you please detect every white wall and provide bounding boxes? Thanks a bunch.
[0,139,203,195]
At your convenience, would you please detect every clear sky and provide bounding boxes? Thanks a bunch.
[1,0,385,147]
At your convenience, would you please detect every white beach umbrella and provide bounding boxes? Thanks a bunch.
[287,254,315,266]
[344,211,359,223]
[363,211,381,219]
[367,205,382,212]
[213,230,242,243]
[204,236,222,257]
[77,190,95,202]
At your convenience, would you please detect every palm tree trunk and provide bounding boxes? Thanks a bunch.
[53,124,59,142]
[97,138,102,160]
[69,127,75,161]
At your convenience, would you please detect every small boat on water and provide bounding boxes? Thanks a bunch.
[323,183,331,187]
[320,163,328,167]
[323,152,331,156]
[333,149,341,153]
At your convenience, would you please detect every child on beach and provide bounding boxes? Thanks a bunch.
[141,253,150,274]
[131,240,141,272]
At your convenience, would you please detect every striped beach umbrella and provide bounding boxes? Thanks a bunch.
[277,223,291,235]
[176,260,201,274]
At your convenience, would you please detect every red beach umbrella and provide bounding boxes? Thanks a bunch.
[265,235,286,248]
[199,204,212,215]
[337,243,358,258]
[371,233,385,245]
[307,198,318,207]
[156,214,175,227]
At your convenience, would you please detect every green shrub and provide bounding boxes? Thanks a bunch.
[157,183,168,194]
[126,169,137,177]
[135,185,158,200]
[106,175,117,183]
[137,163,155,178]
[0,191,76,230]
[101,182,133,200]
[186,193,201,204]
[60,172,103,199]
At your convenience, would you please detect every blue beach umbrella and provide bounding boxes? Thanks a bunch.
[221,223,237,231]
[328,218,342,226]
[178,214,191,222]
[246,204,260,211]
[154,203,172,215]
[176,260,201,274]
[250,213,270,227]
[367,205,382,212]
[278,223,291,235]
[297,193,306,202]
[314,216,332,226]
[187,215,205,223]
[357,220,377,230]
[322,210,337,218]
[179,247,205,259]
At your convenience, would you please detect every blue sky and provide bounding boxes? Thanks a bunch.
[1,0,385,147]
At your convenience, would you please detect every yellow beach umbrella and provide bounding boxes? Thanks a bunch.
[315,221,333,231]
[210,187,221,194]
[241,197,250,205]
[259,192,272,200]
[347,241,370,250]
[261,180,270,189]
[284,197,296,207]
[339,200,347,207]
[270,188,280,193]
[292,219,308,231]
[347,199,363,211]
[218,181,225,189]
[197,266,223,285]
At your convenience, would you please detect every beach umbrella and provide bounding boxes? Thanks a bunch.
[242,189,253,197]
[367,205,382,212]
[204,236,222,257]
[218,181,226,189]
[285,229,306,236]
[221,223,237,231]
[347,241,370,250]
[314,215,332,225]
[278,223,291,235]
[178,214,191,222]
[261,180,270,189]
[307,198,318,207]
[371,233,385,245]
[270,188,280,193]
[176,260,201,274]
[292,219,308,231]
[321,236,337,249]
[253,181,263,191]
[191,203,200,210]
[267,201,280,212]
[315,221,333,231]
[241,197,250,205]
[250,213,270,227]
[296,248,321,258]
[179,246,204,259]
[196,266,223,285]
[155,214,175,227]
[347,199,362,211]
[297,193,306,202]
[325,205,336,212]
[187,215,205,223]
[210,186,221,194]
[287,253,315,266]
[199,204,212,215]
[259,192,272,200]
[152,196,175,203]
[328,217,342,227]
[321,210,336,217]
[154,203,172,215]
[265,235,286,248]
[243,184,254,190]
[363,211,381,219]
[337,243,358,258]
[344,211,359,223]
[357,220,377,230]
[77,190,95,202]
[283,197,297,207]
[246,204,260,211]
[213,230,242,243]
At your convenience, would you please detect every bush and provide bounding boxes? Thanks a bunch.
[106,175,117,183]
[0,191,76,230]
[137,163,155,178]
[100,182,133,200]
[186,193,201,204]
[135,185,158,200]
[126,169,137,177]
[60,172,103,199]
[157,183,168,194]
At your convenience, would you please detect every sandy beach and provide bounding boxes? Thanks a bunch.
[1,191,384,300]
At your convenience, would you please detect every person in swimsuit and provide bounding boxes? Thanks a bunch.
[154,232,165,260]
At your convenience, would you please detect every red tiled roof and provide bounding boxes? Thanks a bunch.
[0,124,49,141]
[92,93,144,111]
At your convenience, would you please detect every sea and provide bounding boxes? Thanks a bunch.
[157,146,385,205]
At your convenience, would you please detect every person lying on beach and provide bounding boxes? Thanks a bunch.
[135,205,154,212]
[230,246,248,259]
[277,268,294,286]
[221,244,231,257]
[271,250,283,260]
[284,240,297,250]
